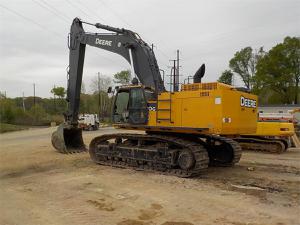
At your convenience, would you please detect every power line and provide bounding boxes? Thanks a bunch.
[94,0,172,66]
[96,0,131,28]
[0,2,163,74]
[156,47,171,60]
[94,0,171,65]
[0,3,64,39]
[75,0,108,23]
[40,0,72,21]
[61,1,163,66]
[0,3,119,67]
[31,0,69,24]
[35,1,117,63]
[65,0,95,21]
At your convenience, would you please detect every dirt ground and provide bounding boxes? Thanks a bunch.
[0,127,299,225]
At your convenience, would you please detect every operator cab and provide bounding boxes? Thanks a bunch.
[112,86,155,125]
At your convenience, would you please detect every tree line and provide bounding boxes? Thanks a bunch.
[0,70,131,126]
[218,36,300,104]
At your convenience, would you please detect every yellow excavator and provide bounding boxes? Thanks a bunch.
[51,18,258,177]
[234,122,295,153]
[233,109,299,153]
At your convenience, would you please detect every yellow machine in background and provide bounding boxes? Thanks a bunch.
[234,108,300,153]
[235,122,295,153]
[255,122,295,136]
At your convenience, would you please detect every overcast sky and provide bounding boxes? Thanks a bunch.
[0,0,299,98]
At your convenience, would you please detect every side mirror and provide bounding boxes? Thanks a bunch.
[107,87,112,93]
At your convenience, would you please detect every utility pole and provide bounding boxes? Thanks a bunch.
[168,50,181,92]
[169,67,173,92]
[22,92,25,112]
[53,85,56,112]
[173,60,177,92]
[33,83,36,107]
[176,49,180,92]
[97,72,101,122]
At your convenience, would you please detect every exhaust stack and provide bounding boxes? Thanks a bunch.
[193,64,205,83]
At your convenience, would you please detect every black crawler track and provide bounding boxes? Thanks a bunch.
[89,133,209,178]
[89,133,242,177]
[257,137,289,151]
[234,137,286,154]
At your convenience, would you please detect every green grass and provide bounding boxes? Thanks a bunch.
[0,123,27,133]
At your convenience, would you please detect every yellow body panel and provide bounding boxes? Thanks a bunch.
[244,122,295,137]
[117,82,258,135]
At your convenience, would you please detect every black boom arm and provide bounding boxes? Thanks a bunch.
[66,18,165,124]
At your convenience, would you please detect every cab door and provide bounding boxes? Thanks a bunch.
[128,88,148,124]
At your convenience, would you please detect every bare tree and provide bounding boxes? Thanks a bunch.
[90,74,112,94]
[89,74,113,120]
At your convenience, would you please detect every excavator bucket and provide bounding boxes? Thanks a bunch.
[51,123,86,153]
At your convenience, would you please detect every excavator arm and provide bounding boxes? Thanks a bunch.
[66,18,165,125]
[52,18,165,153]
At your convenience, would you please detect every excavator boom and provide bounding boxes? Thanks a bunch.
[67,18,164,124]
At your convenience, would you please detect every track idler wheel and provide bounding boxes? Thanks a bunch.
[51,123,86,154]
